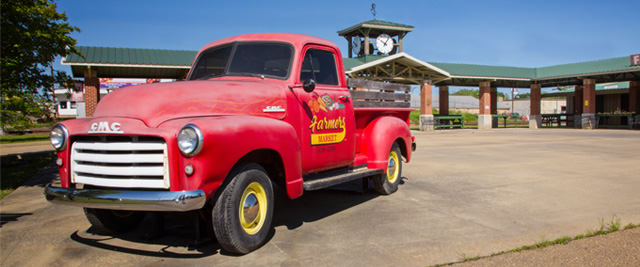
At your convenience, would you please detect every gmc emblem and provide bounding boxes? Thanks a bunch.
[89,121,124,134]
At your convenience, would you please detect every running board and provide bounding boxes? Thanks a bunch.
[303,167,384,191]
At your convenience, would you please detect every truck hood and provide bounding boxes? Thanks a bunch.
[93,79,288,127]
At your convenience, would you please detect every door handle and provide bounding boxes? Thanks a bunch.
[339,95,351,102]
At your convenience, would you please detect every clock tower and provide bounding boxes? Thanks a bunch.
[338,20,414,58]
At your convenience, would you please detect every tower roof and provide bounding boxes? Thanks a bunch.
[337,19,414,37]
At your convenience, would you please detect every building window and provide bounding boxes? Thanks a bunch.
[59,101,68,109]
[70,101,77,109]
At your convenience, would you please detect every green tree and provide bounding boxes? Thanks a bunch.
[518,93,531,99]
[1,0,80,134]
[451,88,509,100]
[452,89,479,98]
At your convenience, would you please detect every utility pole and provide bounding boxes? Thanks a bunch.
[511,88,515,114]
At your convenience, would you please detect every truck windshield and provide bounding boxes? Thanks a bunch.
[189,43,292,80]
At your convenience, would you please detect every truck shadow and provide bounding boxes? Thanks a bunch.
[272,179,382,230]
[69,213,221,258]
[68,178,405,257]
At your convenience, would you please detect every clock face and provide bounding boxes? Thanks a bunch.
[351,37,362,56]
[376,33,393,54]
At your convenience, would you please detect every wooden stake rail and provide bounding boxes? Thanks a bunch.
[347,79,412,108]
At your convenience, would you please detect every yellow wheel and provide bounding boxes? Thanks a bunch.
[374,142,402,195]
[213,163,273,254]
[239,182,268,235]
[386,149,400,184]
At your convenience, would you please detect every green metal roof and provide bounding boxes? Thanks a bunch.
[62,45,640,86]
[343,58,365,71]
[360,19,414,29]
[62,46,197,78]
[63,46,197,66]
[428,62,536,79]
[536,56,640,79]
[338,19,414,36]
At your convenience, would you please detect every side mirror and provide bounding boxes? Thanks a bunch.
[303,79,316,93]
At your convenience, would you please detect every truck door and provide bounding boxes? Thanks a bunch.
[296,46,355,174]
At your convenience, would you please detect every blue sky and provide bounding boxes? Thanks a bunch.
[54,0,640,94]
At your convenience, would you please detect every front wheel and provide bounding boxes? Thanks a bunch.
[212,163,274,254]
[373,142,402,195]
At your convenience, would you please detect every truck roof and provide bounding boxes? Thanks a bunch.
[198,33,338,52]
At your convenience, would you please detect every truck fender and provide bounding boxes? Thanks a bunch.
[166,115,303,200]
[361,116,412,171]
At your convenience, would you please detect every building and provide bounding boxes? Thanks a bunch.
[53,78,173,119]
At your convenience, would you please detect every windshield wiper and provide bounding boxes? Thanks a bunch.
[227,72,265,79]
[198,73,223,80]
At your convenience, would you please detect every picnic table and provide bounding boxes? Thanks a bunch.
[434,115,464,129]
[492,114,518,128]
[595,113,635,129]
[541,114,574,127]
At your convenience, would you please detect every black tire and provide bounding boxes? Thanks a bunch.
[212,163,274,254]
[373,142,402,195]
[84,208,146,234]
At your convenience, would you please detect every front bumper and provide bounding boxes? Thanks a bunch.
[44,186,206,212]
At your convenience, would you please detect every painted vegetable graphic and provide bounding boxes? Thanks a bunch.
[308,99,320,113]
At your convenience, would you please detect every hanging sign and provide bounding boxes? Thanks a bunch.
[631,54,640,66]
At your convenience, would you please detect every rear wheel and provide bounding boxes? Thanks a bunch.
[212,163,274,254]
[373,142,402,195]
[84,208,146,234]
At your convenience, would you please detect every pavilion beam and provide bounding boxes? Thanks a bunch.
[530,84,542,129]
[419,80,434,131]
[84,67,99,118]
[573,85,584,128]
[478,81,492,130]
[582,78,596,129]
[439,85,449,115]
[630,81,640,114]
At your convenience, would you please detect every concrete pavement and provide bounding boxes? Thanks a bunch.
[1,129,639,266]
[1,141,54,156]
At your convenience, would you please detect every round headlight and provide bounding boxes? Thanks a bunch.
[177,124,203,157]
[50,125,68,151]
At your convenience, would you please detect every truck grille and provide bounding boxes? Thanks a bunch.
[71,136,170,189]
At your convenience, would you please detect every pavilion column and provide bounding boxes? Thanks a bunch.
[84,68,99,118]
[478,81,492,130]
[582,79,596,129]
[491,87,498,128]
[529,84,541,129]
[574,85,584,128]
[419,80,434,131]
[439,86,449,115]
[630,81,640,114]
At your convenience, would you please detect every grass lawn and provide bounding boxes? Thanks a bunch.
[0,133,50,144]
[0,153,55,200]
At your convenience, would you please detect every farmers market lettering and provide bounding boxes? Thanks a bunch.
[309,115,346,145]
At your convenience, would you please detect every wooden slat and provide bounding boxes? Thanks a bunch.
[353,102,410,108]
[347,78,411,93]
[351,91,411,101]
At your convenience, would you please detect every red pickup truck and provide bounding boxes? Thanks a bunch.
[45,33,415,254]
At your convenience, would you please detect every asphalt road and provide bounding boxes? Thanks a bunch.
[1,129,639,266]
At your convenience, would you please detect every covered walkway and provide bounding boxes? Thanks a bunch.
[346,54,640,130]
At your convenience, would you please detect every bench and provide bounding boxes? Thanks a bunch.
[434,115,464,129]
